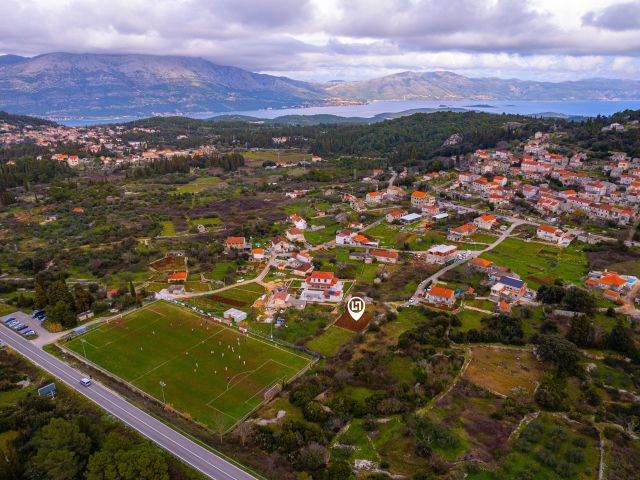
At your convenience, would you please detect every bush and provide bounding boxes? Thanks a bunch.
[564,446,585,464]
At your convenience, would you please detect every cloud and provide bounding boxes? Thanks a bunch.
[0,0,640,81]
[583,2,640,32]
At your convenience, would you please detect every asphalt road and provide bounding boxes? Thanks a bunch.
[0,327,257,480]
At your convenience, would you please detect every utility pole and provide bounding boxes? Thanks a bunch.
[160,381,167,404]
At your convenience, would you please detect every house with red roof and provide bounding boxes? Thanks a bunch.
[447,223,478,241]
[424,285,455,306]
[473,214,497,230]
[300,271,344,303]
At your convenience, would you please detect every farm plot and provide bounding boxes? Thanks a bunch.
[305,325,355,357]
[181,283,266,317]
[65,300,312,433]
[482,238,588,288]
[462,347,544,398]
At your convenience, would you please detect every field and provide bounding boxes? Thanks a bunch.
[159,220,176,237]
[241,150,309,167]
[305,325,355,357]
[175,176,224,194]
[150,254,186,272]
[180,283,266,317]
[482,238,588,288]
[463,347,544,397]
[66,300,312,432]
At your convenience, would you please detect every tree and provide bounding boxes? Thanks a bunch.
[129,281,136,298]
[25,418,92,480]
[74,284,93,313]
[48,300,77,328]
[47,280,76,311]
[34,276,49,309]
[86,439,169,480]
[534,334,580,372]
[607,321,638,361]
[567,315,594,348]
[562,287,596,314]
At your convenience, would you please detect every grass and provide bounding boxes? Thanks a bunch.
[305,326,355,357]
[241,150,309,167]
[159,220,176,237]
[0,303,18,316]
[454,309,484,332]
[463,347,544,397]
[65,300,312,432]
[482,238,588,289]
[489,413,600,480]
[176,176,224,194]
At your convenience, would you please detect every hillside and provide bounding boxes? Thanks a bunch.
[326,70,640,101]
[0,52,326,118]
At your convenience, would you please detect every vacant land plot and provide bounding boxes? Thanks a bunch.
[181,283,266,317]
[150,255,186,272]
[305,325,355,357]
[159,220,176,237]
[66,301,312,433]
[334,310,373,332]
[176,176,224,194]
[482,238,588,288]
[242,150,309,167]
[463,347,544,397]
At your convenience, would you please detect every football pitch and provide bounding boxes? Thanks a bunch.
[66,300,313,432]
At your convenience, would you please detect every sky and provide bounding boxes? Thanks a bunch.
[2,0,640,82]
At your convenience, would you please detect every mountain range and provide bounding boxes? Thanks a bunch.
[2,52,640,119]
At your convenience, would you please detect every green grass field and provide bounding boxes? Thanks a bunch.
[305,326,355,357]
[159,220,176,237]
[66,301,312,432]
[482,238,588,288]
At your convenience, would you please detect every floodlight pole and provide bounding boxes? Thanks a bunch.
[81,339,87,358]
[160,381,166,404]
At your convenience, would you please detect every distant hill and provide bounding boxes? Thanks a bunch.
[0,110,58,127]
[2,53,640,120]
[0,52,326,118]
[326,70,640,102]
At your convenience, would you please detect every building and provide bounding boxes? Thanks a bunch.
[267,291,292,309]
[469,257,493,273]
[474,214,497,230]
[225,236,250,252]
[411,191,434,209]
[167,271,188,282]
[288,214,307,230]
[336,230,355,245]
[224,308,247,322]
[369,248,399,264]
[286,227,306,242]
[490,276,527,302]
[536,225,572,246]
[447,224,478,241]
[271,236,292,253]
[366,191,385,204]
[424,285,455,306]
[252,248,266,261]
[300,271,344,303]
[385,208,407,223]
[425,244,458,264]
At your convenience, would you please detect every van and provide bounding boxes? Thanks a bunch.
[79,378,92,387]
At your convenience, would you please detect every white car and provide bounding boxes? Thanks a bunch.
[79,378,92,387]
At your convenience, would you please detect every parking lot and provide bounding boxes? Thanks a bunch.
[0,311,41,338]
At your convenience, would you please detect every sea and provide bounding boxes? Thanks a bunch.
[58,99,640,127]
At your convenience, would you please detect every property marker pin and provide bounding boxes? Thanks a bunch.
[347,296,366,321]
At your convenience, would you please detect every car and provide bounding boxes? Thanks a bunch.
[14,324,27,331]
[22,330,35,336]
[4,317,16,324]
[7,320,19,328]
[408,298,415,304]
[79,378,92,387]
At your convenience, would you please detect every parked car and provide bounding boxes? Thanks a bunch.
[14,324,28,331]
[4,317,16,324]
[7,320,19,328]
[22,330,35,336]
